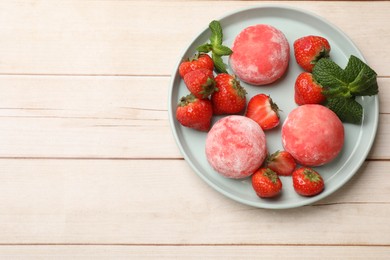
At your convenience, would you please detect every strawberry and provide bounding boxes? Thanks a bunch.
[245,94,280,130]
[211,73,247,115]
[179,53,214,78]
[266,150,296,176]
[294,72,326,105]
[292,167,324,196]
[251,168,282,198]
[176,94,213,132]
[294,35,331,72]
[183,68,215,99]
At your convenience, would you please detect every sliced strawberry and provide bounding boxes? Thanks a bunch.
[245,94,280,130]
[266,150,296,176]
[176,94,213,132]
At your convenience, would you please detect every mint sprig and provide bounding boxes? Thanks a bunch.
[196,20,232,73]
[312,55,378,124]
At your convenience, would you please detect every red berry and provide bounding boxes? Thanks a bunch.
[179,54,214,78]
[211,73,247,115]
[266,150,296,176]
[294,72,326,105]
[252,168,282,198]
[292,167,324,196]
[294,35,331,72]
[245,94,280,130]
[176,94,213,132]
[184,68,216,99]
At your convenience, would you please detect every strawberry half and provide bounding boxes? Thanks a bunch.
[292,167,324,196]
[176,94,213,132]
[266,150,296,176]
[251,168,282,198]
[294,72,326,105]
[184,68,216,99]
[179,53,214,78]
[211,73,247,115]
[294,35,331,72]
[245,94,280,130]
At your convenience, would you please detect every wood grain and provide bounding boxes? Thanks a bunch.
[0,159,389,244]
[0,1,388,76]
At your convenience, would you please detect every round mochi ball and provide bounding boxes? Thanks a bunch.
[282,104,344,166]
[229,24,290,85]
[205,115,267,179]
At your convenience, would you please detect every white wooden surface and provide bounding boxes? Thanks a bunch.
[0,1,389,258]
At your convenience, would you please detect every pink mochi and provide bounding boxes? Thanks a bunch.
[282,104,344,166]
[229,24,290,85]
[205,115,267,179]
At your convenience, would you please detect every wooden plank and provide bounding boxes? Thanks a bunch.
[0,76,387,159]
[0,245,389,259]
[0,159,389,244]
[0,1,388,76]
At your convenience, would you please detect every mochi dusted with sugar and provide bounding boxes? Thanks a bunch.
[282,104,344,166]
[229,24,290,85]
[205,115,267,179]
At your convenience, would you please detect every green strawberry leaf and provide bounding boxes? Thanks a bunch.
[209,20,223,46]
[325,96,363,124]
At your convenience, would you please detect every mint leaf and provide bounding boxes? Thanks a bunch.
[343,55,378,96]
[213,44,233,56]
[344,55,377,82]
[313,58,349,91]
[326,96,363,124]
[196,20,232,74]
[212,53,227,73]
[209,20,223,46]
[349,65,378,96]
[196,43,213,53]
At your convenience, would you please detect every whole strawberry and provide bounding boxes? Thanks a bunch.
[211,73,247,115]
[294,35,331,72]
[252,168,282,198]
[295,72,326,105]
[179,53,214,78]
[292,167,324,196]
[245,94,280,130]
[266,150,296,176]
[184,68,215,99]
[176,94,213,132]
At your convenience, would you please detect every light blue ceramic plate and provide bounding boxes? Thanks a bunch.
[168,5,379,209]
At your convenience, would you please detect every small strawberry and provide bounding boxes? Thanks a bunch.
[245,94,280,130]
[266,150,296,176]
[294,72,326,105]
[183,68,215,99]
[292,167,324,196]
[252,168,282,198]
[179,53,214,78]
[294,35,331,72]
[211,73,247,115]
[176,94,213,132]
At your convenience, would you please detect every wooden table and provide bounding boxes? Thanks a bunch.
[0,1,389,258]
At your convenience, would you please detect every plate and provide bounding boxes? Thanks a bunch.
[168,5,379,209]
